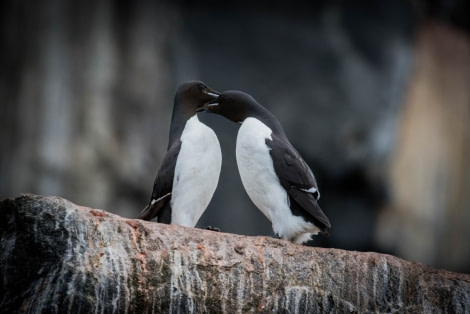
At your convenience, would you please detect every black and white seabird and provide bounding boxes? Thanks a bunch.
[138,81,222,228]
[198,90,331,243]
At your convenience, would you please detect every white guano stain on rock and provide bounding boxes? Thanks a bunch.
[234,271,244,312]
[285,286,312,314]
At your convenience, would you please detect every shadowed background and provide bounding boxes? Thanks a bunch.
[1,0,469,273]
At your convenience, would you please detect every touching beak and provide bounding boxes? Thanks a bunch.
[202,86,220,99]
[197,97,219,112]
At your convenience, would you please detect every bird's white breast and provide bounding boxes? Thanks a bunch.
[236,117,312,241]
[171,115,222,227]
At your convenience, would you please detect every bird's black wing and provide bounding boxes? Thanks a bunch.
[266,134,331,231]
[137,140,182,222]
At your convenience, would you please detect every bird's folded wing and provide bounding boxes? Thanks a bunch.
[266,135,331,228]
[287,188,331,228]
[137,140,182,221]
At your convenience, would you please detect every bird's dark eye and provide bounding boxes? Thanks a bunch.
[200,84,206,90]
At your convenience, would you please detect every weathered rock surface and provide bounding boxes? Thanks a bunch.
[1,194,469,313]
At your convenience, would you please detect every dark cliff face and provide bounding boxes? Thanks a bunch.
[1,0,470,273]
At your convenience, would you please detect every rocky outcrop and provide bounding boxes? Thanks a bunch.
[1,194,469,313]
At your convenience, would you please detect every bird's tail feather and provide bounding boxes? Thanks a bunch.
[288,188,331,229]
[137,193,171,223]
[137,203,153,220]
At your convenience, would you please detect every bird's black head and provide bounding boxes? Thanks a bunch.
[197,90,261,123]
[174,81,219,111]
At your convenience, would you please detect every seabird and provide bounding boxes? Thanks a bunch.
[198,90,331,243]
[138,81,222,228]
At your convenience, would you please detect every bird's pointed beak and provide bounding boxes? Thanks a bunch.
[197,97,220,112]
[202,86,220,99]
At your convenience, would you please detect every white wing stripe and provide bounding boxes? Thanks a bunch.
[300,186,320,200]
[301,186,317,193]
[151,192,172,205]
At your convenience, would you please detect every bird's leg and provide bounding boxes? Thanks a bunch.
[205,226,220,232]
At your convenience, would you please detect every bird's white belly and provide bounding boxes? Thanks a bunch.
[236,118,310,240]
[171,115,222,227]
